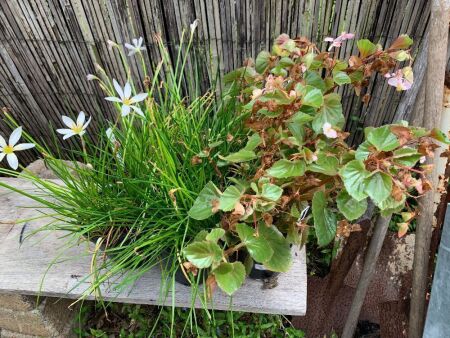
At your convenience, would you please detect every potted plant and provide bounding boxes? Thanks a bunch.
[182,33,449,296]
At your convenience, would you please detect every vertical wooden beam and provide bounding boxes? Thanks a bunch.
[409,1,450,337]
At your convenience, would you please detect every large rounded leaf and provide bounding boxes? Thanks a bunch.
[183,241,223,269]
[236,223,273,262]
[312,93,344,133]
[339,160,370,201]
[219,185,244,211]
[266,159,306,178]
[312,191,337,247]
[258,224,292,272]
[367,126,400,151]
[213,261,246,296]
[188,181,221,220]
[336,190,368,221]
[365,172,392,204]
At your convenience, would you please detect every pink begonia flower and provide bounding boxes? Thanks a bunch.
[251,88,263,100]
[324,32,355,51]
[323,122,338,139]
[311,153,318,162]
[384,70,412,91]
[420,156,426,164]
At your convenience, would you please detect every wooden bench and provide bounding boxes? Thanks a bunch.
[0,178,307,315]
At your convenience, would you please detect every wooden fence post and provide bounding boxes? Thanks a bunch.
[409,1,450,337]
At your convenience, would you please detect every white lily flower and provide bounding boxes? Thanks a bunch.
[0,127,35,170]
[56,111,92,140]
[125,37,146,56]
[105,80,148,117]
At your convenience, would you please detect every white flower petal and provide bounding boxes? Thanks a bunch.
[77,111,86,126]
[56,128,73,135]
[9,127,22,146]
[127,50,136,56]
[62,116,75,128]
[132,38,138,46]
[124,43,134,50]
[0,135,6,147]
[63,132,76,140]
[124,82,132,99]
[105,97,122,103]
[121,105,131,117]
[130,92,148,103]
[131,105,145,117]
[14,143,35,151]
[7,153,18,170]
[113,79,124,99]
[138,37,143,46]
[0,152,5,162]
[83,116,92,130]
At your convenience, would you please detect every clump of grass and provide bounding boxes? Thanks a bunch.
[0,29,244,300]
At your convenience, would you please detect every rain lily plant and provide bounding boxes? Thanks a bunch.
[0,27,243,313]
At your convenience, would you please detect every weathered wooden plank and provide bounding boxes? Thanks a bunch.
[0,178,307,315]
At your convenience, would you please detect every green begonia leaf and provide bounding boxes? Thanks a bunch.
[307,155,339,176]
[183,241,222,268]
[333,71,352,85]
[206,228,226,242]
[367,126,400,151]
[261,183,283,202]
[339,160,370,201]
[365,172,392,204]
[266,159,306,178]
[336,190,368,221]
[244,133,262,151]
[258,224,292,272]
[255,51,271,74]
[222,149,257,163]
[188,181,221,220]
[213,261,246,295]
[312,93,344,133]
[219,185,244,211]
[357,39,377,58]
[312,191,337,247]
[236,223,273,262]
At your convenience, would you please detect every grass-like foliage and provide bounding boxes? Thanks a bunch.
[0,27,243,299]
